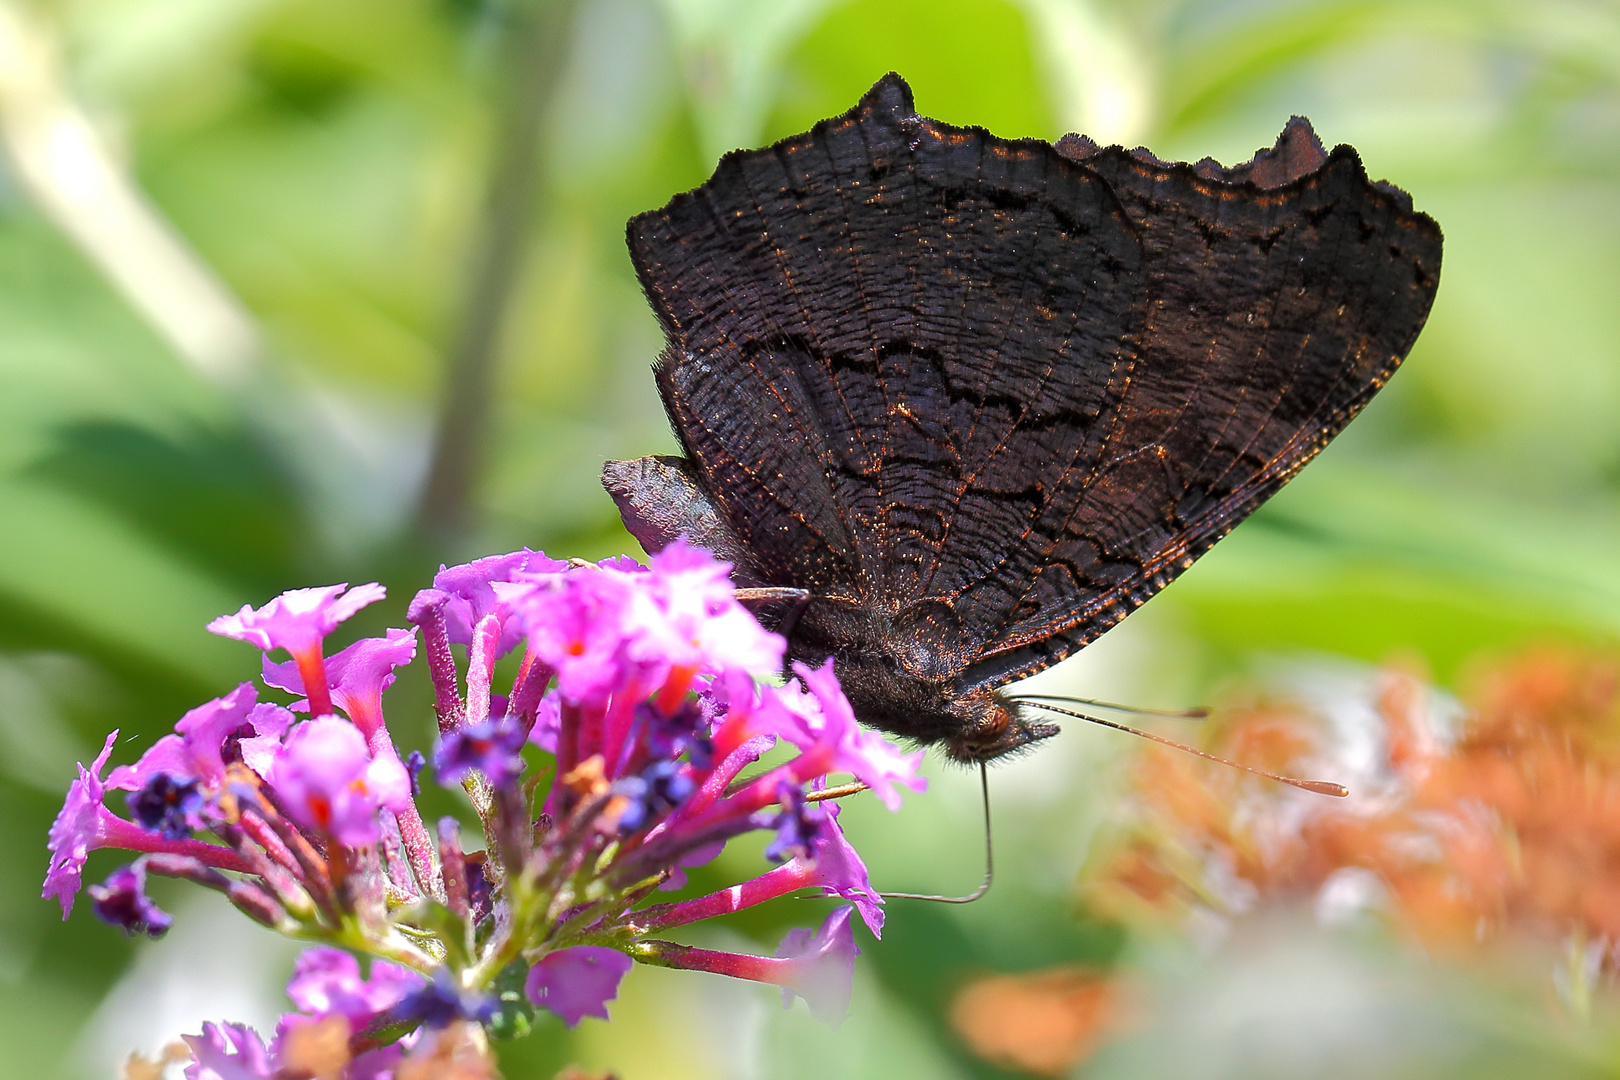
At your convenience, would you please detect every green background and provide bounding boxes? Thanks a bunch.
[2,0,1619,1076]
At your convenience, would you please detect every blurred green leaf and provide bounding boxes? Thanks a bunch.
[27,419,310,593]
[770,0,1051,140]
[0,480,254,687]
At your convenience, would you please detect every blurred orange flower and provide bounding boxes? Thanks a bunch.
[1089,646,1620,1008]
[949,966,1124,1077]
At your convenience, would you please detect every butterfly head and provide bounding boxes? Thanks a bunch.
[944,690,1060,765]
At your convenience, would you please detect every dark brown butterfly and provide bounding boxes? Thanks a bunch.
[603,73,1441,764]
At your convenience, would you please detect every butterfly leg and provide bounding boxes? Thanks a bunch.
[733,586,812,639]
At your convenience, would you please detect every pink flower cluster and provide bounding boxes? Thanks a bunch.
[44,542,925,1072]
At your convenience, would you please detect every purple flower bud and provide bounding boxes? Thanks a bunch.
[393,968,496,1030]
[763,781,825,863]
[525,946,633,1027]
[407,588,463,730]
[89,861,172,938]
[637,698,708,765]
[266,719,411,846]
[434,717,527,788]
[612,759,694,834]
[464,853,493,923]
[125,773,203,840]
[405,750,426,796]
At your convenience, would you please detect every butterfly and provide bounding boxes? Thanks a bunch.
[603,73,1442,764]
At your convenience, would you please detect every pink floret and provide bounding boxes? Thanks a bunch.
[266,719,410,846]
[43,730,118,918]
[208,583,386,657]
[524,946,634,1027]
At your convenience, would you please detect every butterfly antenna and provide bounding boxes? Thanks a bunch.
[880,762,994,904]
[1015,693,1209,720]
[1022,701,1348,797]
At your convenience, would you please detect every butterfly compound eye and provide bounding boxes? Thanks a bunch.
[945,693,1060,764]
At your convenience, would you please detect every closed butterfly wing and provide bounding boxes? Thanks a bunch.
[619,75,1150,679]
[960,121,1444,691]
[605,73,1441,759]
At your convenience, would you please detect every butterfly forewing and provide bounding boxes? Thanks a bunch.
[610,73,1442,757]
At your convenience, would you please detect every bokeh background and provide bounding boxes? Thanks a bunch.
[3,0,1620,1076]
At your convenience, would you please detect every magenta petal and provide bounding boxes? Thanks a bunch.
[784,661,926,810]
[432,549,567,653]
[259,654,302,696]
[520,574,629,695]
[345,1044,407,1080]
[266,719,407,845]
[174,683,260,781]
[622,539,786,680]
[43,730,117,918]
[284,947,363,1014]
[775,906,859,1024]
[105,734,190,793]
[107,684,260,792]
[182,1020,273,1080]
[235,704,294,778]
[658,839,725,892]
[267,629,417,737]
[500,570,637,703]
[525,946,634,1027]
[803,804,884,937]
[527,691,560,753]
[641,908,860,1026]
[242,701,295,750]
[208,582,385,656]
[236,736,281,778]
[282,946,421,1029]
[327,629,416,717]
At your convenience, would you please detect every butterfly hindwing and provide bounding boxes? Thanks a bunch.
[960,139,1443,688]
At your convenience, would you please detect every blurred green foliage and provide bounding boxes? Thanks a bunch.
[2,0,1620,1076]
